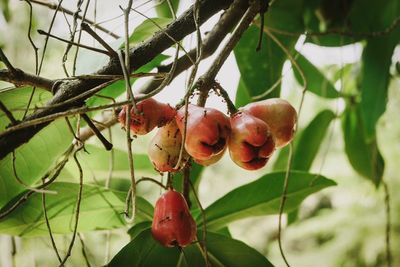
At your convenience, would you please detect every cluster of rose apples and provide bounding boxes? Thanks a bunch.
[118,97,297,248]
[119,97,297,172]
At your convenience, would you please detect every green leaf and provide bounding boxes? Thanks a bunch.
[234,0,303,103]
[128,221,152,240]
[234,78,252,108]
[85,54,168,110]
[108,228,273,267]
[0,119,74,209]
[294,54,339,98]
[200,171,336,230]
[234,26,295,101]
[349,0,400,33]
[0,182,153,237]
[360,28,400,140]
[172,162,204,207]
[273,109,336,171]
[0,87,51,131]
[60,144,156,181]
[341,106,385,186]
[304,0,400,46]
[128,18,173,47]
[0,0,11,22]
[292,110,336,170]
[155,0,180,18]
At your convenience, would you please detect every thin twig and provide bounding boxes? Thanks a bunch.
[29,0,120,39]
[81,23,118,57]
[266,16,400,38]
[197,1,261,93]
[12,151,57,194]
[0,101,18,125]
[173,0,204,170]
[121,0,137,224]
[105,126,114,189]
[22,0,40,119]
[182,166,191,208]
[252,28,306,100]
[189,179,210,267]
[130,8,194,65]
[65,72,166,80]
[277,143,293,267]
[0,99,144,137]
[0,0,236,159]
[0,48,17,73]
[37,29,111,56]
[212,82,237,115]
[136,177,167,189]
[11,237,17,267]
[383,180,392,267]
[117,51,138,113]
[59,144,85,266]
[78,233,92,267]
[0,146,73,220]
[62,0,85,77]
[138,0,248,96]
[42,181,63,264]
[81,114,113,150]
[72,0,91,76]
[128,6,182,100]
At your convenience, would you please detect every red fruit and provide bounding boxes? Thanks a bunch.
[175,104,231,161]
[194,147,226,166]
[241,98,297,148]
[151,190,197,247]
[148,120,189,172]
[118,98,176,135]
[228,112,275,170]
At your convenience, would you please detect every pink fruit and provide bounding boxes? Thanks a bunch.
[119,98,176,135]
[175,104,231,161]
[241,98,297,147]
[148,120,189,172]
[151,189,197,247]
[228,112,275,170]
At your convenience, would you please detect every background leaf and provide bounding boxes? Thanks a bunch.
[341,105,385,186]
[108,228,274,267]
[0,182,153,236]
[234,0,304,104]
[200,171,336,230]
[294,54,339,98]
[273,109,336,171]
[155,0,180,18]
[0,87,51,130]
[59,144,157,181]
[360,28,400,140]
[0,121,74,209]
[292,109,336,170]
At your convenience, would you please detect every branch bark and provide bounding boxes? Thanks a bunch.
[0,0,238,159]
[139,0,249,95]
[0,69,55,91]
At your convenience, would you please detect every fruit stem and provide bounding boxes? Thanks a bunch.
[212,81,238,115]
[182,165,192,209]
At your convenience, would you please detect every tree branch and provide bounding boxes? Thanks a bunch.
[0,69,55,91]
[140,0,249,95]
[0,0,237,159]
[197,0,263,106]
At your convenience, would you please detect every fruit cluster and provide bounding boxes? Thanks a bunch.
[119,97,297,172]
[119,98,296,247]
